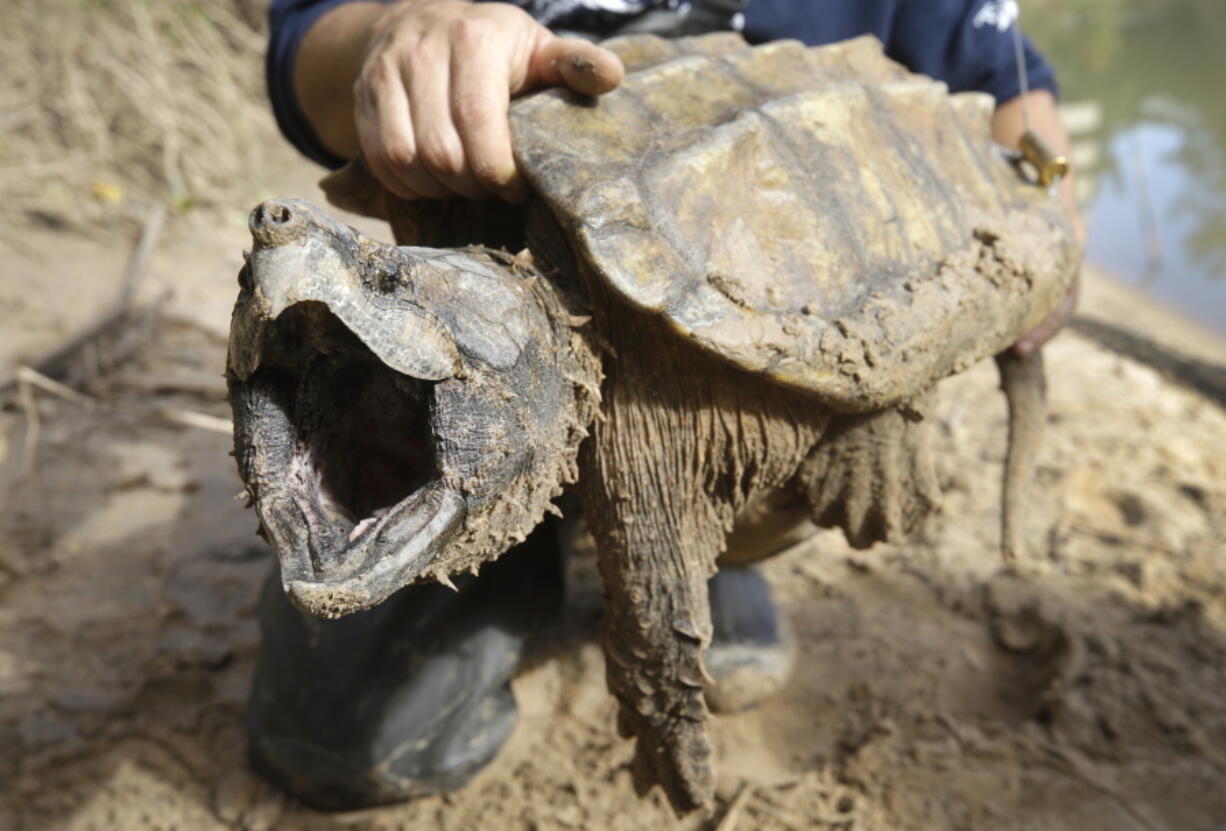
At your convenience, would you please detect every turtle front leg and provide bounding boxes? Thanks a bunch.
[581,431,726,814]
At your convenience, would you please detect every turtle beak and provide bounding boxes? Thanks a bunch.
[273,482,468,619]
[229,199,462,384]
[228,199,470,618]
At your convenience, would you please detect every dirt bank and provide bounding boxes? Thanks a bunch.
[2,188,1224,830]
[6,1,1224,823]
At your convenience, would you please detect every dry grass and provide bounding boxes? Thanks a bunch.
[0,0,278,240]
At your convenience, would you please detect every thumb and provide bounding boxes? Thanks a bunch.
[526,35,625,97]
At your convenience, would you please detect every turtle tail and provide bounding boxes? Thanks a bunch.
[994,349,1047,564]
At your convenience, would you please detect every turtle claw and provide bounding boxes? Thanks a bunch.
[622,706,716,814]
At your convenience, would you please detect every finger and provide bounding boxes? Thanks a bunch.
[451,34,527,202]
[529,36,625,96]
[356,59,449,200]
[406,36,492,200]
[1012,277,1080,356]
[354,62,418,199]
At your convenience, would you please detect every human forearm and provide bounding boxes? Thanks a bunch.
[992,89,1082,354]
[295,1,389,161]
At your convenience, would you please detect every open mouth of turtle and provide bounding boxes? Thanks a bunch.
[284,303,437,539]
[239,301,467,614]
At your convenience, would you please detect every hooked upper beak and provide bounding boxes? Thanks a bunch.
[229,199,462,384]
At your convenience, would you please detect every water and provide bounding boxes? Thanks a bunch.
[1025,0,1226,335]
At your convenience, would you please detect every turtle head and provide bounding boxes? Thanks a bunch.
[228,199,599,618]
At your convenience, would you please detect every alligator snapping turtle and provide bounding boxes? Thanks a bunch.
[227,34,1078,813]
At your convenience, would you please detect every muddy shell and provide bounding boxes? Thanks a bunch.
[508,33,1077,411]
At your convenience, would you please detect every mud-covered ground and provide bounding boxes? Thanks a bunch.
[2,188,1225,830]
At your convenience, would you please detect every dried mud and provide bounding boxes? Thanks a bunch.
[2,210,1225,829]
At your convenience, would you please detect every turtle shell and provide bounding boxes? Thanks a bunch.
[510,34,1079,412]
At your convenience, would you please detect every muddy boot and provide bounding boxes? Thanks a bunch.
[247,524,562,810]
[705,565,796,713]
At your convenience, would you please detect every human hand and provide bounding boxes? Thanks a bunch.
[1012,273,1078,356]
[991,91,1085,356]
[354,0,624,202]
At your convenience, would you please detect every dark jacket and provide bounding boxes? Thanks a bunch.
[268,0,1057,169]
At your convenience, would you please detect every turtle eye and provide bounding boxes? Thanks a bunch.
[374,261,401,293]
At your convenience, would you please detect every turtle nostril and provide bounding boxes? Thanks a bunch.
[254,202,291,226]
[250,200,307,246]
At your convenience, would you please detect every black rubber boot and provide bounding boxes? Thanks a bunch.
[705,565,796,713]
[247,523,563,810]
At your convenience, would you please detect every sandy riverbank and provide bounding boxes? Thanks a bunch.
[2,191,1224,830]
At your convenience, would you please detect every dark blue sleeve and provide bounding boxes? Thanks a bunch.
[742,0,894,47]
[742,0,1057,104]
[886,1,1057,103]
[267,0,368,169]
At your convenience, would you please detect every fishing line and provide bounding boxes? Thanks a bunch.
[1011,9,1069,188]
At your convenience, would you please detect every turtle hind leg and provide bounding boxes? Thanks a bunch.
[796,394,941,548]
[995,349,1047,563]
